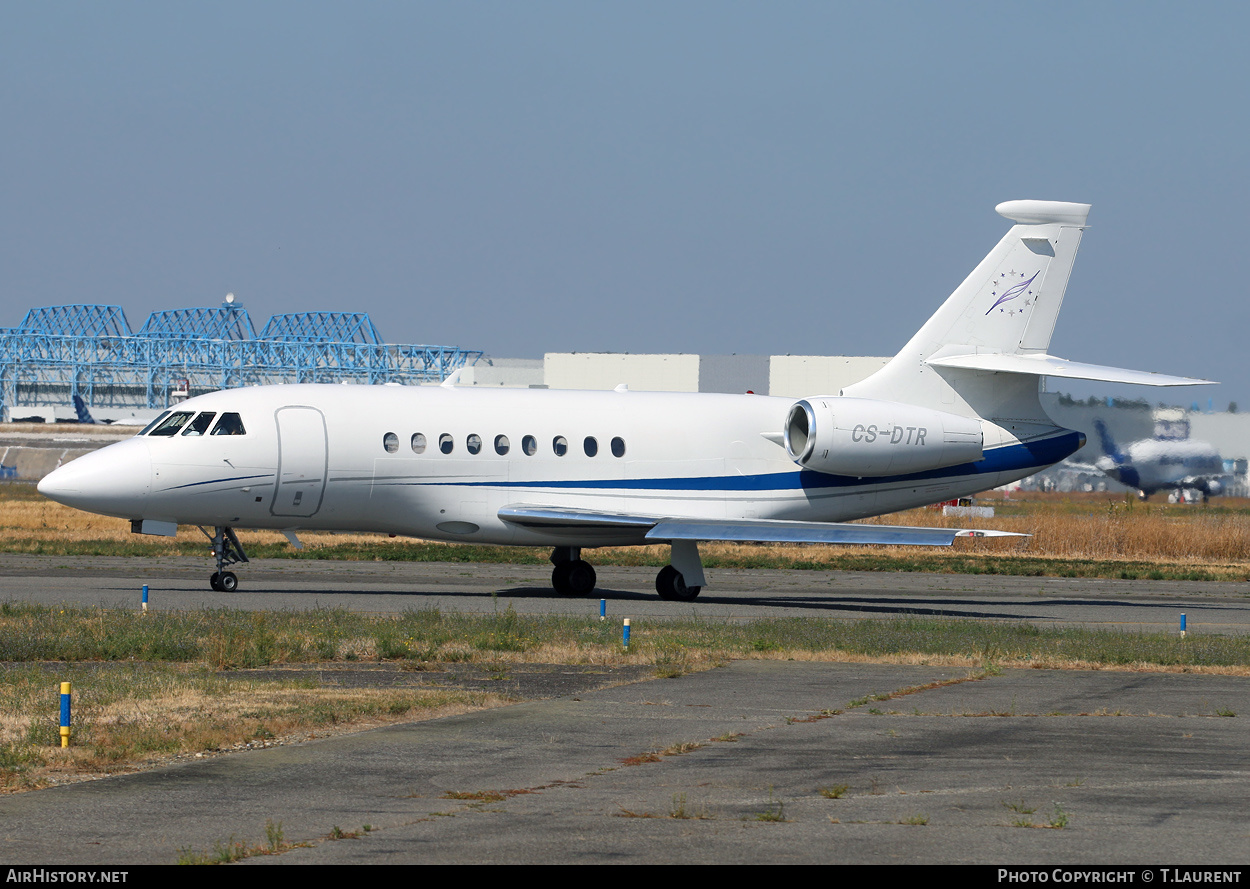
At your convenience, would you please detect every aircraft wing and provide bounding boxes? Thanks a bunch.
[498,505,1023,546]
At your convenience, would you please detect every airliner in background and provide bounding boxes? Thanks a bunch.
[1092,419,1227,500]
[38,201,1212,599]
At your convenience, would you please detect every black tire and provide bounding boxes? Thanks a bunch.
[566,560,596,595]
[209,572,222,592]
[218,571,239,593]
[656,564,700,601]
[552,560,596,595]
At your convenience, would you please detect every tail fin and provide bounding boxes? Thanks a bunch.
[910,199,1091,360]
[72,394,96,425]
[843,201,1210,428]
[1092,419,1123,463]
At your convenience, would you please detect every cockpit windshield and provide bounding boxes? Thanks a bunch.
[138,412,171,436]
[147,411,195,437]
[143,410,246,438]
[210,413,246,436]
[181,412,217,436]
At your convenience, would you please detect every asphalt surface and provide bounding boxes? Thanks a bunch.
[1,553,1248,631]
[3,556,1250,864]
[3,662,1250,865]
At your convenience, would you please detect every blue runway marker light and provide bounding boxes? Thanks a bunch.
[600,599,606,621]
[142,584,149,613]
[1181,613,1187,637]
[60,682,71,748]
[623,618,631,649]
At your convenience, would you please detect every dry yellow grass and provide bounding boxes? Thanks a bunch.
[3,486,1249,575]
[0,493,374,549]
[1,668,512,792]
[858,498,1250,562]
[0,495,135,543]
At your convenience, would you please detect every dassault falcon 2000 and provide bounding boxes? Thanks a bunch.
[38,201,1211,599]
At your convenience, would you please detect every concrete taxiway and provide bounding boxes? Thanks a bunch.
[2,558,1249,864]
[3,661,1249,864]
[0,554,1248,631]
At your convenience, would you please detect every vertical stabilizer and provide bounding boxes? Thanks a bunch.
[1092,418,1123,463]
[842,200,1091,424]
[72,394,96,425]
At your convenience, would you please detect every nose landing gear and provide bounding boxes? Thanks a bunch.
[202,526,249,592]
[210,571,238,592]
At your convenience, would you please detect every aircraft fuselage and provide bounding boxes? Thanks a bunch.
[41,383,1080,548]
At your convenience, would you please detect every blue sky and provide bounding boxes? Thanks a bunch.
[3,2,1245,407]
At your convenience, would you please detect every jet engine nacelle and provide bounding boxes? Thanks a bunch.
[784,397,984,477]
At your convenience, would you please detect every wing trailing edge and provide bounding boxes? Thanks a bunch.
[498,505,1023,547]
[648,518,1021,546]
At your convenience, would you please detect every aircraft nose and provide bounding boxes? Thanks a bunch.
[37,438,152,517]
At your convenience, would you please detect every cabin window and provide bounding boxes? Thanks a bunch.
[466,433,482,455]
[553,436,568,456]
[583,436,598,457]
[411,433,426,454]
[148,411,194,437]
[181,412,217,436]
[522,435,537,456]
[494,434,510,455]
[139,412,171,436]
[439,433,454,454]
[209,413,246,436]
[383,432,399,454]
[611,436,626,458]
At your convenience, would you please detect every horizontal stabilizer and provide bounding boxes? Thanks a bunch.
[500,505,1023,547]
[925,353,1214,387]
[995,200,1091,226]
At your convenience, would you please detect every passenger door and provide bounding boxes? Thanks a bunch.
[271,406,328,517]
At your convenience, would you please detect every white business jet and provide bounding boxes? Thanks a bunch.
[38,201,1211,599]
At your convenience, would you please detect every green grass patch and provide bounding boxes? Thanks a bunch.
[7,603,1250,671]
[5,603,1250,792]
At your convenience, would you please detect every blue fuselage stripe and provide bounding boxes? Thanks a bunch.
[162,473,273,492]
[409,431,1082,493]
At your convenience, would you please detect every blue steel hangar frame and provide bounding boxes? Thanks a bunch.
[0,304,482,421]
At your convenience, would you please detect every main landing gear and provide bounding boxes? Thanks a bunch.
[202,526,250,592]
[548,540,706,601]
[655,564,700,601]
[550,546,597,595]
[656,539,706,601]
